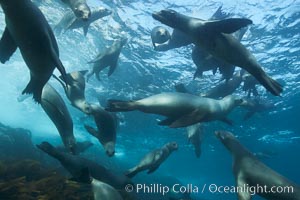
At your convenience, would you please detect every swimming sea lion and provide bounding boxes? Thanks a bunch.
[152,10,283,96]
[61,0,91,20]
[86,37,127,81]
[200,70,244,99]
[36,141,132,190]
[0,0,68,103]
[215,130,300,200]
[151,26,171,47]
[106,93,244,128]
[41,84,77,154]
[55,7,111,36]
[53,70,92,114]
[84,104,118,157]
[240,97,275,120]
[125,142,178,178]
[187,123,204,158]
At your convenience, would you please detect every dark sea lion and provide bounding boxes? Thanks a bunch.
[215,130,300,200]
[55,7,111,36]
[240,97,275,120]
[186,123,204,158]
[41,83,76,154]
[125,142,178,178]
[242,73,260,97]
[0,0,68,103]
[53,70,92,114]
[84,104,118,157]
[61,0,91,20]
[106,93,244,128]
[151,26,171,47]
[200,70,244,99]
[36,141,132,190]
[152,10,283,96]
[86,37,127,81]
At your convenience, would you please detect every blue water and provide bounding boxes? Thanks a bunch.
[0,0,299,199]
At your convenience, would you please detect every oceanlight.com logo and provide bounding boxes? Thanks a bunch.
[124,183,295,196]
[208,184,294,195]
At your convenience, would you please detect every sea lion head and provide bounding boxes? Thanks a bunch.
[166,141,178,151]
[75,3,91,20]
[151,26,171,44]
[104,142,115,157]
[215,130,236,146]
[152,9,181,28]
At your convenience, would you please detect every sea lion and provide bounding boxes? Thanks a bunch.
[240,97,275,120]
[200,70,244,99]
[53,70,92,114]
[186,123,204,158]
[242,73,260,97]
[41,83,77,154]
[86,37,127,81]
[61,0,91,20]
[0,0,68,103]
[84,104,118,157]
[215,130,300,200]
[125,142,178,178]
[152,10,283,96]
[106,93,244,128]
[54,7,111,36]
[151,26,171,47]
[36,141,132,190]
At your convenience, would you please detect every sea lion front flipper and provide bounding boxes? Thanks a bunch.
[107,61,118,77]
[169,110,204,128]
[52,74,68,91]
[219,118,234,126]
[204,18,253,34]
[83,25,89,36]
[0,27,17,63]
[84,125,99,138]
[236,176,252,200]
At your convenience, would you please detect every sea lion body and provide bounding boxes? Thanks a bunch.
[215,130,300,200]
[54,70,92,114]
[84,104,118,157]
[125,142,178,178]
[55,8,111,36]
[152,10,283,96]
[201,70,244,99]
[106,93,243,128]
[41,84,76,154]
[0,0,67,103]
[87,37,127,81]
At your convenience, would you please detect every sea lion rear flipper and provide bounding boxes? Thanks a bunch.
[22,78,43,103]
[147,165,159,174]
[219,118,234,126]
[0,27,18,63]
[169,110,204,128]
[204,18,252,34]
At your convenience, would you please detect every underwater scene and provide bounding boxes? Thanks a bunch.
[0,0,299,199]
